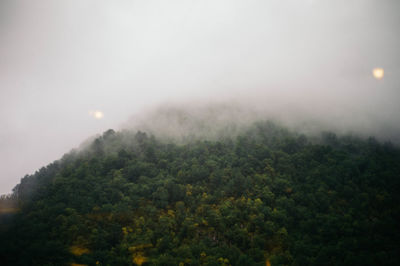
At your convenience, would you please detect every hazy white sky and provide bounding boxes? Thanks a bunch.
[1,0,399,194]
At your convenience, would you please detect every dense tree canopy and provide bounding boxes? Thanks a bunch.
[1,121,399,265]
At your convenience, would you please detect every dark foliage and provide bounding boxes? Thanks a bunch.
[1,122,399,265]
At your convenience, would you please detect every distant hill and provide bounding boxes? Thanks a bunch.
[1,120,400,266]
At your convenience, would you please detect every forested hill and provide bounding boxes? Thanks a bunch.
[1,121,400,266]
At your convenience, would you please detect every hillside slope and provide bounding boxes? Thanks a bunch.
[1,121,400,266]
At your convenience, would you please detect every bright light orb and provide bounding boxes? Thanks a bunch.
[372,67,384,80]
[89,110,104,119]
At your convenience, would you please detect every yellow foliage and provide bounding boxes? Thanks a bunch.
[132,252,147,266]
[254,198,263,205]
[247,198,252,205]
[167,209,175,217]
[122,226,133,235]
[129,243,152,252]
[266,259,271,266]
[70,245,90,256]
[218,257,230,265]
[70,263,87,266]
[186,184,193,196]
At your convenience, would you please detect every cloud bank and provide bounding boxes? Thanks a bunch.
[1,0,399,194]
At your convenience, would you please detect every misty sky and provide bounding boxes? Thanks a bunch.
[1,0,400,194]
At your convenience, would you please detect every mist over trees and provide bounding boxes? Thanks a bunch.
[125,103,400,144]
[2,0,400,196]
[1,116,399,265]
[1,1,399,264]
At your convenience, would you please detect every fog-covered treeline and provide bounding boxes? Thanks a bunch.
[1,120,399,265]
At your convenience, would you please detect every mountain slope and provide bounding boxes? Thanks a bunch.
[1,121,400,266]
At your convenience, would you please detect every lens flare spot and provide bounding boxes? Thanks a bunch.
[89,110,104,119]
[372,67,384,80]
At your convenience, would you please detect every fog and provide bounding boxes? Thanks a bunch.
[1,0,399,194]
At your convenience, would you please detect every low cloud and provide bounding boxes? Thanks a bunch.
[0,0,399,193]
